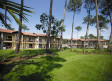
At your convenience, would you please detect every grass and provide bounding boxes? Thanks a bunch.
[0,49,46,62]
[0,49,112,81]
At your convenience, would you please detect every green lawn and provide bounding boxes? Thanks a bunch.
[0,49,112,81]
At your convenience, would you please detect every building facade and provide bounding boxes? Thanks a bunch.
[0,29,60,49]
[64,39,106,48]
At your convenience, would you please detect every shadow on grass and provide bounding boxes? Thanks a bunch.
[0,49,66,81]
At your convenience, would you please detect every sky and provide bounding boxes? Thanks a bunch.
[1,0,111,39]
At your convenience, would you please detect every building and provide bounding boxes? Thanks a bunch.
[65,39,106,48]
[0,28,60,49]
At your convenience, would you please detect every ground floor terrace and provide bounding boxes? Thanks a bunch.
[1,41,60,49]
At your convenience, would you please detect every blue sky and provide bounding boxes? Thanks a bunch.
[1,0,111,39]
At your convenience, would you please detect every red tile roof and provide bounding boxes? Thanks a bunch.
[22,32,36,36]
[34,33,47,36]
[80,39,105,42]
[68,39,105,42]
[57,37,60,39]
[0,28,16,33]
[68,39,79,41]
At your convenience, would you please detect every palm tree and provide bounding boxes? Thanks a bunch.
[95,0,102,51]
[46,0,53,53]
[15,0,24,54]
[75,26,82,39]
[0,0,33,29]
[60,0,67,52]
[51,19,64,49]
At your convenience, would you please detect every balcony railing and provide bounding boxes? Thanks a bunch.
[29,46,34,48]
[50,41,60,43]
[28,40,35,42]
[4,38,12,41]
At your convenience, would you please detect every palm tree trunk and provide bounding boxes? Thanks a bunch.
[108,15,112,50]
[60,0,67,52]
[15,0,23,54]
[71,11,75,51]
[95,0,102,51]
[46,0,53,53]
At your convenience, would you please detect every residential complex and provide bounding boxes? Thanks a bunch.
[65,39,107,48]
[0,29,60,49]
[0,28,107,49]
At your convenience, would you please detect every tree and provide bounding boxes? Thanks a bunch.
[75,26,82,39]
[15,0,24,54]
[46,0,53,53]
[35,13,65,49]
[22,24,30,32]
[60,0,67,52]
[88,34,104,39]
[80,36,85,39]
[88,34,97,39]
[99,0,112,50]
[83,0,95,49]
[0,0,33,29]
[35,13,56,34]
[67,0,82,50]
[51,20,65,49]
[95,0,102,51]
[92,15,109,35]
[100,36,104,39]
[63,39,68,44]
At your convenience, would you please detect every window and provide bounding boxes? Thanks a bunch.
[6,36,12,41]
[29,44,33,48]
[39,39,42,42]
[39,44,42,48]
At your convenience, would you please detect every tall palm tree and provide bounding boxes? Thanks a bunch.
[95,0,102,51]
[46,0,53,53]
[15,0,24,54]
[60,0,67,52]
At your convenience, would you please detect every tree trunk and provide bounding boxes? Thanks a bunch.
[5,0,7,23]
[24,30,26,49]
[71,11,75,51]
[77,31,78,39]
[15,0,23,54]
[108,15,112,51]
[60,0,67,52]
[84,11,90,49]
[46,0,53,53]
[54,38,55,49]
[95,0,102,51]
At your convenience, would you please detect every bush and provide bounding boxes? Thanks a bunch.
[19,49,46,57]
[63,47,69,50]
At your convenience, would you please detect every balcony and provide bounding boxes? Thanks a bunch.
[39,41,46,44]
[4,38,12,41]
[28,40,35,42]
